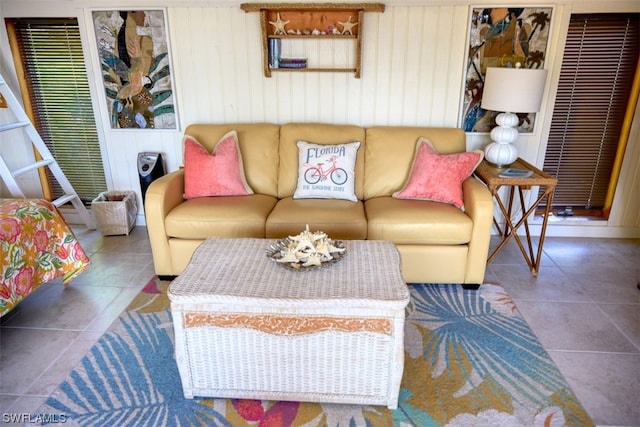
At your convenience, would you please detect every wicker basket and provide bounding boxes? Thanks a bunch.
[168,238,410,408]
[91,191,137,236]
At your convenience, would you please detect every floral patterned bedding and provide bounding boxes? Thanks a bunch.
[1,199,91,317]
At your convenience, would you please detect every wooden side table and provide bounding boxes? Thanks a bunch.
[474,158,558,276]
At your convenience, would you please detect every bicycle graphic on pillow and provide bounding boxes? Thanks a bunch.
[303,156,348,185]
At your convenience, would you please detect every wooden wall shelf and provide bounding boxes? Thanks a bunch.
[240,3,385,78]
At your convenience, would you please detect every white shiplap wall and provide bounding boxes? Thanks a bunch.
[0,1,638,237]
[168,5,468,127]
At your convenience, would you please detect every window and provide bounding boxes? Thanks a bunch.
[543,13,639,218]
[7,18,107,204]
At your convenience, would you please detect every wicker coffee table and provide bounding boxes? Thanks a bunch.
[168,237,410,409]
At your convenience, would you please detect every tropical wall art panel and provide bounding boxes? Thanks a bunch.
[461,7,552,133]
[92,9,177,129]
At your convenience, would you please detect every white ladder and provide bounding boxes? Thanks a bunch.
[0,74,94,229]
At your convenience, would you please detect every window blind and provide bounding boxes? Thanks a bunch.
[543,14,639,214]
[11,18,106,203]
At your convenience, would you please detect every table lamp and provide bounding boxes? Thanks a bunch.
[480,65,548,167]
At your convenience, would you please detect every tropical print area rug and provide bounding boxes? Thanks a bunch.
[35,279,593,426]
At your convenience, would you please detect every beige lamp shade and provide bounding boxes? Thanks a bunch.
[480,66,548,167]
[481,67,548,113]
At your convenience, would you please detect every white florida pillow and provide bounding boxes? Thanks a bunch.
[293,140,361,202]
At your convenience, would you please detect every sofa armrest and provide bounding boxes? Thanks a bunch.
[461,176,494,284]
[145,169,185,276]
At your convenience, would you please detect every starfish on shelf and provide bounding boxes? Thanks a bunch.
[269,13,289,35]
[338,16,358,35]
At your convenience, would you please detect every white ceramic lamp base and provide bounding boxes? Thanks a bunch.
[484,112,519,167]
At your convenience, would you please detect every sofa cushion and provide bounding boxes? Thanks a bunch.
[392,137,483,209]
[364,126,467,200]
[365,196,473,245]
[266,197,367,240]
[183,123,280,197]
[165,194,277,239]
[278,123,366,199]
[183,131,253,199]
[293,140,360,202]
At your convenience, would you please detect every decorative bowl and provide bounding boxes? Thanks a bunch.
[266,226,346,271]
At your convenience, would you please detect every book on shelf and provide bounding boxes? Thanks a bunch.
[278,63,307,69]
[278,58,308,68]
[268,39,281,68]
[279,57,307,64]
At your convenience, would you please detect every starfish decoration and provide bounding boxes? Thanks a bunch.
[269,13,289,35]
[275,225,344,267]
[338,16,358,35]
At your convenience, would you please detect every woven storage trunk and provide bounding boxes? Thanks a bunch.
[168,238,410,409]
[91,191,137,236]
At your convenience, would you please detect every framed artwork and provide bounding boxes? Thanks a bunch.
[92,9,177,129]
[461,7,552,133]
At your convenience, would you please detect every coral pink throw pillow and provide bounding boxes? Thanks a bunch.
[183,131,253,199]
[393,137,483,209]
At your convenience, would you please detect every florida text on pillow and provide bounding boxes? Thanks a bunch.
[293,140,361,202]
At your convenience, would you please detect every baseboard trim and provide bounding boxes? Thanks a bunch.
[492,219,640,239]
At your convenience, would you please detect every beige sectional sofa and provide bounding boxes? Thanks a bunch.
[145,123,494,286]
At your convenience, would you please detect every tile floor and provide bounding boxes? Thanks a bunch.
[1,226,639,426]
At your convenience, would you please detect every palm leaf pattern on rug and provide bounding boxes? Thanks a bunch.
[37,282,593,426]
[402,284,589,425]
[43,311,230,426]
